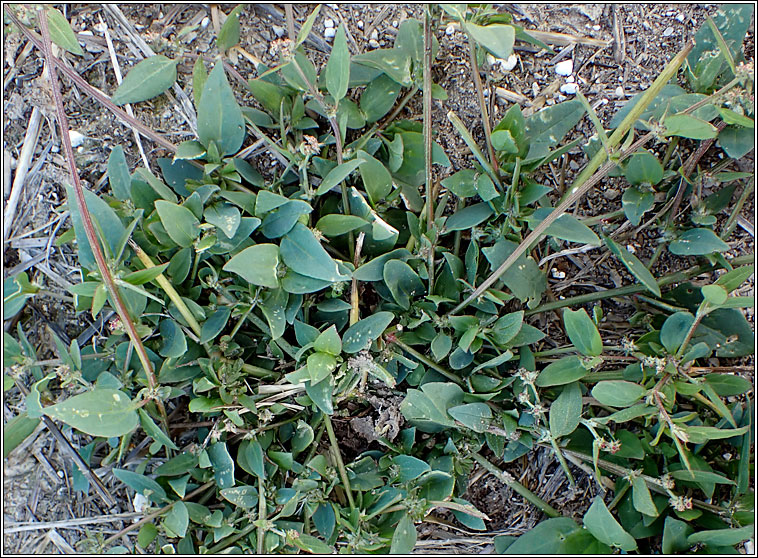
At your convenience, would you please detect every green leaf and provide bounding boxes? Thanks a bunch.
[465,23,515,60]
[307,352,337,384]
[441,169,478,198]
[3,412,40,458]
[681,424,749,445]
[549,381,582,437]
[444,202,495,231]
[223,244,280,288]
[205,203,241,239]
[360,74,400,123]
[524,100,584,161]
[660,311,695,353]
[295,5,321,47]
[669,469,735,485]
[207,442,235,489]
[220,485,258,509]
[108,146,131,200]
[137,523,158,549]
[216,5,243,51]
[526,207,600,245]
[358,150,393,205]
[624,151,663,185]
[154,453,198,477]
[261,200,311,239]
[604,236,661,296]
[431,333,453,361]
[715,265,754,292]
[111,56,178,106]
[154,200,200,247]
[631,476,658,517]
[669,229,729,256]
[326,25,350,101]
[491,129,519,153]
[390,514,417,554]
[563,308,602,356]
[316,214,369,237]
[315,160,361,196]
[197,62,245,156]
[200,306,231,344]
[470,350,513,373]
[291,533,334,555]
[305,375,334,415]
[383,260,424,311]
[158,320,186,358]
[292,420,314,455]
[448,403,492,433]
[313,325,342,356]
[46,7,84,56]
[701,284,728,305]
[718,106,753,128]
[393,455,430,483]
[490,311,524,347]
[504,518,583,554]
[687,526,753,547]
[113,468,167,504]
[42,389,138,438]
[192,57,208,107]
[280,224,350,282]
[718,125,754,158]
[482,239,545,305]
[352,48,412,87]
[583,497,637,551]
[664,114,719,139]
[591,381,646,407]
[536,356,587,387]
[64,184,125,270]
[163,501,188,538]
[239,440,265,479]
[621,186,655,226]
[343,312,394,353]
[662,517,694,554]
[704,373,752,396]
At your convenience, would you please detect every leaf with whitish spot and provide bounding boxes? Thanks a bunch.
[621,186,655,226]
[42,389,138,438]
[280,224,350,282]
[220,485,258,509]
[113,468,168,504]
[163,501,189,538]
[111,56,178,106]
[343,312,394,353]
[448,403,492,433]
[205,202,241,239]
[583,497,637,551]
[390,514,417,554]
[465,22,515,60]
[207,442,235,489]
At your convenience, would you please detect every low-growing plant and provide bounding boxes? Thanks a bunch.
[3,3,754,554]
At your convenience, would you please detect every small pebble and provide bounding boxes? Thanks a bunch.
[370,29,378,40]
[79,30,93,36]
[555,59,573,76]
[592,24,601,31]
[323,18,334,29]
[565,75,575,83]
[68,130,85,147]
[615,85,625,98]
[201,16,210,29]
[676,13,685,22]
[603,188,620,200]
[532,82,540,97]
[560,83,578,95]
[501,54,518,72]
[272,25,285,37]
[93,22,107,33]
[368,39,380,49]
[569,160,579,170]
[663,27,674,37]
[445,23,456,36]
[552,269,567,279]
[392,20,398,28]
[556,94,567,102]
[357,20,364,29]
[626,245,636,254]
[324,27,336,39]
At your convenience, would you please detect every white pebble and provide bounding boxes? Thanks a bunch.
[79,30,93,36]
[392,20,398,28]
[133,493,149,514]
[676,13,685,22]
[592,25,601,31]
[68,130,85,147]
[324,27,336,39]
[323,18,334,29]
[357,20,364,29]
[272,25,285,37]
[445,23,456,36]
[93,22,107,33]
[552,269,566,279]
[626,244,636,254]
[555,59,573,76]
[560,83,578,95]
[565,75,575,83]
[615,86,625,98]
[501,53,518,72]
[663,27,674,37]
[201,17,210,29]
[368,39,380,49]
[370,29,378,40]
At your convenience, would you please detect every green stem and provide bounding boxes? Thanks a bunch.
[525,254,754,316]
[721,179,754,239]
[324,414,356,510]
[257,475,266,554]
[550,436,575,487]
[392,338,464,385]
[581,208,626,227]
[472,453,561,518]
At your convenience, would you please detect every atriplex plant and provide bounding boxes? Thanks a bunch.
[3,3,754,554]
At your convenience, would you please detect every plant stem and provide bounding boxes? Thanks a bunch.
[257,475,266,554]
[392,338,464,385]
[472,453,561,518]
[449,39,695,315]
[721,178,754,239]
[323,414,356,510]
[466,38,499,184]
[525,254,754,316]
[38,6,168,428]
[422,8,437,295]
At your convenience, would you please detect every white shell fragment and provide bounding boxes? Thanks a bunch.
[324,27,336,39]
[501,54,518,72]
[323,18,334,29]
[445,23,456,36]
[555,59,574,76]
[272,25,285,38]
[68,130,85,147]
[560,83,578,95]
